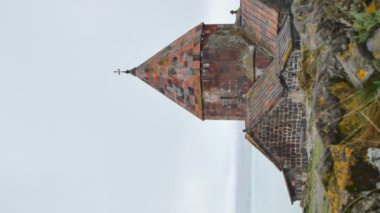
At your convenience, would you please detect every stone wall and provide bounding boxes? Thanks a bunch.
[250,96,307,169]
[246,61,284,127]
[245,51,308,202]
[241,0,293,70]
[254,48,273,80]
[284,168,308,202]
[201,24,254,120]
[276,14,293,70]
[241,0,279,51]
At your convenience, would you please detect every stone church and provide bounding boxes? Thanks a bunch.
[118,0,308,203]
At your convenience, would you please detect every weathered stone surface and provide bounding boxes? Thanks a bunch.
[317,149,333,188]
[313,80,345,145]
[351,193,380,213]
[368,148,380,188]
[292,0,375,88]
[335,41,375,88]
[367,28,380,61]
[292,0,323,52]
[292,0,380,211]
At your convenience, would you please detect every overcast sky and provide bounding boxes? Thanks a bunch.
[0,0,301,212]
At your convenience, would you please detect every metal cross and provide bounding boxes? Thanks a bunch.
[114,68,132,75]
[230,10,237,14]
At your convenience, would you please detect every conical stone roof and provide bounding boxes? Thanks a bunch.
[133,23,204,119]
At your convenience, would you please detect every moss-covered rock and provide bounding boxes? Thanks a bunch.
[293,0,380,212]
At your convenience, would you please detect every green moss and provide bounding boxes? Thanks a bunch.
[329,81,352,98]
[373,59,380,71]
[298,49,318,100]
[322,198,330,213]
[327,77,380,139]
[339,117,362,137]
[304,139,330,213]
[327,81,362,137]
[356,76,380,143]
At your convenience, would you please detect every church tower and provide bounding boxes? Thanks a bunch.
[122,23,254,120]
[118,0,310,203]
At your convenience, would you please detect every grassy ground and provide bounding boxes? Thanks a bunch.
[304,138,330,213]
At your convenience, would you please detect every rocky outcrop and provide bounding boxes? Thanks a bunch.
[351,192,380,213]
[292,0,378,88]
[292,0,380,212]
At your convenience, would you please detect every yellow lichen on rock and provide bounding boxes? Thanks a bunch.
[357,69,367,80]
[326,145,355,213]
[337,43,353,61]
[373,51,380,59]
[319,97,326,105]
[329,81,351,97]
[367,2,377,14]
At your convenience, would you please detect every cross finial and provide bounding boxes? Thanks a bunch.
[230,10,237,14]
[114,68,134,75]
